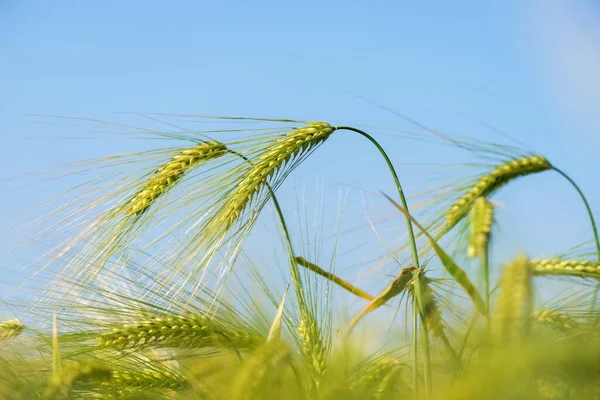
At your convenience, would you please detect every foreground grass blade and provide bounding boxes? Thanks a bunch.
[267,284,290,343]
[383,192,487,316]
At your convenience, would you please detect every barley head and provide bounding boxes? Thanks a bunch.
[126,141,227,216]
[531,309,578,331]
[0,318,25,340]
[298,314,327,380]
[96,314,260,350]
[467,196,494,259]
[494,255,533,343]
[447,156,551,229]
[111,369,187,390]
[530,258,600,280]
[218,122,334,230]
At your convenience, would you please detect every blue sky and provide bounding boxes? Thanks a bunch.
[1,1,600,314]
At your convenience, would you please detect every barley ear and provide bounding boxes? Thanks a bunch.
[530,259,600,280]
[447,155,551,229]
[298,314,327,382]
[494,254,533,343]
[467,197,494,259]
[0,318,25,340]
[531,309,578,331]
[126,141,227,216]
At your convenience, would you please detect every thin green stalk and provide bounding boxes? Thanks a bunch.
[480,245,491,333]
[335,126,420,270]
[413,304,419,399]
[412,271,432,396]
[553,166,600,313]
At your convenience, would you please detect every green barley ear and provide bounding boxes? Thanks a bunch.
[0,318,24,340]
[111,369,187,390]
[298,314,327,382]
[467,197,494,259]
[530,258,600,279]
[126,141,227,216]
[217,122,335,230]
[229,341,291,400]
[494,255,533,343]
[267,284,290,343]
[354,361,409,399]
[97,314,261,350]
[43,362,113,400]
[447,155,551,229]
[531,309,578,331]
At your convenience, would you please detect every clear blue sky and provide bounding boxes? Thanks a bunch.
[1,1,600,310]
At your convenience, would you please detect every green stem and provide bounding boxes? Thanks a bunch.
[335,126,420,270]
[480,244,491,333]
[413,271,432,396]
[412,304,419,399]
[553,166,600,313]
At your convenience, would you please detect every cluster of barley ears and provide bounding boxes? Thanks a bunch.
[2,113,600,399]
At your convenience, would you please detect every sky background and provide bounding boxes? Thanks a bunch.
[1,1,600,325]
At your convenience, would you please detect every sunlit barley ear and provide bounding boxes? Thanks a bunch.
[298,313,327,383]
[96,314,261,350]
[215,122,335,231]
[531,309,578,331]
[110,369,187,391]
[42,362,113,400]
[446,155,551,229]
[467,197,494,259]
[0,318,25,340]
[494,254,533,343]
[530,258,600,280]
[125,141,227,216]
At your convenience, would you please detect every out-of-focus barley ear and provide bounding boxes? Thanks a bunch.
[295,257,374,301]
[42,362,113,400]
[216,122,335,231]
[298,314,327,383]
[408,276,459,365]
[354,361,409,399]
[0,318,25,340]
[229,341,291,400]
[531,309,578,331]
[110,369,187,390]
[530,258,600,280]
[267,284,290,343]
[125,141,227,216]
[446,155,551,229]
[96,314,261,350]
[494,255,533,343]
[467,197,494,259]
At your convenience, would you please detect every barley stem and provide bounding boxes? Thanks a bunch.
[412,270,432,396]
[336,126,420,270]
[552,166,600,315]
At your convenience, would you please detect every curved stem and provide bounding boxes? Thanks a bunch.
[553,166,600,313]
[335,126,420,269]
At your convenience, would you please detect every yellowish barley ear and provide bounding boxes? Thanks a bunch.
[43,362,112,400]
[111,369,187,390]
[494,254,533,343]
[299,314,327,381]
[531,309,578,331]
[530,258,600,280]
[467,197,494,259]
[447,155,551,229]
[218,122,335,230]
[97,314,260,350]
[0,318,25,340]
[126,141,227,216]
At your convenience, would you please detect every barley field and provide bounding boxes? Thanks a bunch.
[1,115,599,399]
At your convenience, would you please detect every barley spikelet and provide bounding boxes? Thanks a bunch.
[298,314,327,379]
[447,155,551,228]
[229,341,291,400]
[530,258,600,279]
[0,318,25,340]
[355,361,407,398]
[111,369,187,390]
[43,362,112,400]
[467,197,494,258]
[494,255,533,343]
[409,277,445,339]
[126,141,227,216]
[531,309,578,331]
[97,314,260,350]
[218,122,334,230]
